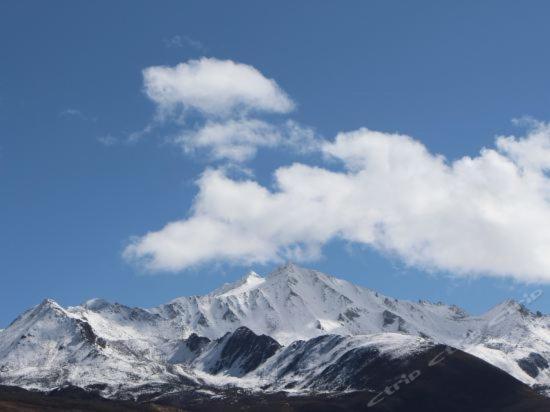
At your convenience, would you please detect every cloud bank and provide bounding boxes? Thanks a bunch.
[124,122,550,283]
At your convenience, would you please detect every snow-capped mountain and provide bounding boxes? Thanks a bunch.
[0,298,198,398]
[152,264,473,344]
[153,263,550,392]
[0,263,549,400]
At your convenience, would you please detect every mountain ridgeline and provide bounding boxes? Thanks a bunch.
[1,264,549,411]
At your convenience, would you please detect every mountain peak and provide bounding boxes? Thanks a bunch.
[40,298,59,306]
[35,298,64,314]
[484,298,532,322]
[211,270,265,296]
[265,264,330,288]
[245,270,262,280]
[277,261,299,271]
[267,262,308,278]
[282,261,298,270]
[82,298,111,311]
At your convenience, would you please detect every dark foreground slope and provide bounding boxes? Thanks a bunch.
[0,385,182,412]
[154,346,550,412]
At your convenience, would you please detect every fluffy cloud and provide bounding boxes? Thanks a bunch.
[140,58,314,161]
[177,119,281,162]
[174,119,318,162]
[124,122,550,282]
[143,58,294,118]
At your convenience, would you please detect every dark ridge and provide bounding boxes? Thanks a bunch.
[382,310,398,326]
[76,319,97,344]
[186,333,211,352]
[276,335,346,380]
[518,352,550,378]
[208,327,281,376]
[76,319,106,348]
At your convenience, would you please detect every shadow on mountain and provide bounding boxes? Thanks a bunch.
[154,345,550,412]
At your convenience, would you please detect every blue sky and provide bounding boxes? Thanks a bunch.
[2,0,550,327]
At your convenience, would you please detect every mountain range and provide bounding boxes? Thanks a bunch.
[1,263,550,411]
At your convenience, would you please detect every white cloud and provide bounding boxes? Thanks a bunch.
[174,118,319,162]
[124,122,550,282]
[137,58,315,161]
[496,125,550,172]
[143,58,295,118]
[176,119,281,162]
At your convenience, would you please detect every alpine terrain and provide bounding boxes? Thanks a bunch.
[1,264,549,411]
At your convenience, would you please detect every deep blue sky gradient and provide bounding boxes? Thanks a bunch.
[2,1,550,326]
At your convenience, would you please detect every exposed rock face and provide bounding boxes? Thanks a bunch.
[518,353,550,378]
[185,333,210,353]
[204,327,282,376]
